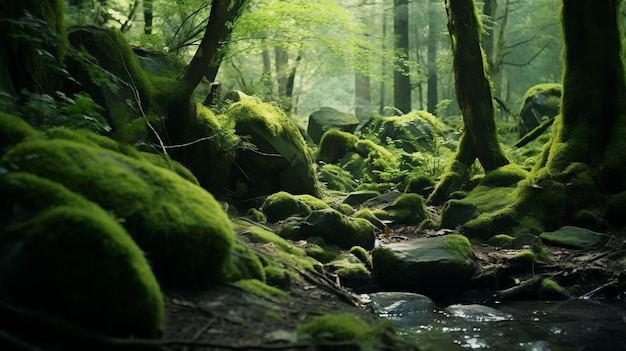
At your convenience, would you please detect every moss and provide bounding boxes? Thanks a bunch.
[234,279,287,299]
[440,185,514,231]
[328,256,371,280]
[222,240,265,282]
[260,191,327,223]
[443,234,475,261]
[139,151,199,185]
[355,139,400,171]
[573,209,604,230]
[539,278,570,300]
[317,129,359,163]
[512,249,535,264]
[480,164,529,187]
[297,313,370,343]
[356,182,396,193]
[373,193,429,225]
[245,208,267,223]
[404,174,435,195]
[307,209,376,250]
[0,206,163,337]
[239,224,306,256]
[349,246,372,267]
[1,138,235,288]
[333,203,355,215]
[353,208,385,230]
[263,264,291,288]
[318,163,358,191]
[304,237,342,263]
[343,190,381,207]
[0,113,37,154]
[487,234,515,248]
[427,160,470,205]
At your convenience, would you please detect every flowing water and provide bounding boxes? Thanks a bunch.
[368,292,626,350]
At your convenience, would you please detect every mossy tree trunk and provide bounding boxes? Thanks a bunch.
[426,0,440,114]
[393,0,411,114]
[428,0,508,204]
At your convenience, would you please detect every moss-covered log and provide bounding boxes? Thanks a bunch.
[429,0,508,204]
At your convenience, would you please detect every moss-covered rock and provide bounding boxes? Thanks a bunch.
[363,111,447,153]
[302,237,342,263]
[307,107,360,144]
[0,173,163,337]
[539,278,570,300]
[234,279,287,299]
[280,209,376,250]
[539,226,608,250]
[260,191,329,223]
[0,113,37,154]
[353,208,386,230]
[327,253,371,281]
[517,83,561,138]
[226,92,322,199]
[343,190,381,207]
[318,163,358,192]
[317,129,359,164]
[404,174,435,196]
[238,223,306,257]
[440,186,513,231]
[222,239,266,282]
[1,138,235,288]
[373,193,429,225]
[297,313,370,342]
[372,234,476,295]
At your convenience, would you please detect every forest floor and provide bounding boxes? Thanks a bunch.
[161,224,626,350]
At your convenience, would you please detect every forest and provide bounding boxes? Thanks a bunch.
[1,0,626,350]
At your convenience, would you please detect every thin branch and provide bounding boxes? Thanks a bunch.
[501,43,549,67]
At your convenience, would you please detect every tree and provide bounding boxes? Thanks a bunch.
[428,0,509,204]
[393,0,411,113]
[426,0,440,114]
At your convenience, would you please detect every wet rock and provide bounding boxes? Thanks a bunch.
[369,292,435,327]
[539,226,608,249]
[372,234,477,295]
[444,304,512,322]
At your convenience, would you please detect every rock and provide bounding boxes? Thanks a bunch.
[317,129,359,164]
[0,173,164,337]
[279,209,376,250]
[369,292,435,327]
[227,93,322,199]
[444,304,512,322]
[307,107,359,144]
[372,234,476,295]
[539,226,608,249]
[260,191,329,223]
[343,190,381,207]
[0,113,36,153]
[1,137,235,288]
[517,83,561,138]
[373,193,430,225]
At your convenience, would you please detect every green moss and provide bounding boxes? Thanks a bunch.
[404,174,435,195]
[318,163,358,191]
[353,208,385,230]
[328,256,371,279]
[297,313,370,342]
[428,160,470,205]
[304,237,342,263]
[245,208,267,223]
[235,279,287,299]
[139,151,199,185]
[1,138,235,288]
[539,278,570,299]
[343,190,381,207]
[443,234,475,261]
[0,205,163,337]
[355,139,400,171]
[260,191,320,222]
[0,113,37,154]
[239,224,306,256]
[222,240,265,282]
[512,249,535,264]
[349,246,372,267]
[317,129,359,163]
[263,264,292,288]
[440,185,514,231]
[487,234,515,248]
[333,202,355,215]
[480,164,529,187]
[374,193,429,225]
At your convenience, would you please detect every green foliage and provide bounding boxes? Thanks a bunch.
[297,313,370,343]
[0,113,37,153]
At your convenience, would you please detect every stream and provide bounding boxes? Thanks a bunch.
[367,292,626,350]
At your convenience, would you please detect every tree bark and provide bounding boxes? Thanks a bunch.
[481,0,497,68]
[426,0,440,114]
[181,0,228,93]
[355,71,372,121]
[393,0,411,114]
[144,0,153,34]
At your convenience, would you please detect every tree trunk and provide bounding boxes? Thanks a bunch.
[261,48,274,98]
[481,0,497,68]
[181,0,228,94]
[426,0,440,114]
[144,0,153,34]
[355,71,372,121]
[393,0,411,114]
[275,46,289,98]
[429,0,509,204]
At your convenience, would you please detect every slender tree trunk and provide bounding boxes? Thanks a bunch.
[181,0,228,93]
[261,48,274,98]
[481,0,497,68]
[275,46,289,97]
[427,0,439,114]
[491,0,509,98]
[379,3,388,114]
[393,0,411,114]
[144,0,153,34]
[355,71,372,121]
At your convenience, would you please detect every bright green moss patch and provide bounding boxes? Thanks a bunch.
[480,164,529,187]
[349,246,372,267]
[238,223,306,256]
[261,191,330,223]
[0,206,164,337]
[440,185,514,231]
[353,208,385,230]
[512,249,535,264]
[303,237,342,263]
[1,138,235,288]
[374,193,429,225]
[428,160,470,205]
[317,129,359,163]
[235,279,287,299]
[297,313,370,342]
[222,240,266,282]
[539,278,570,300]
[404,174,435,195]
[0,113,37,153]
[318,163,358,191]
[487,234,515,248]
[328,255,371,280]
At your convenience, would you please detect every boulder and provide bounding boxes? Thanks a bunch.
[373,193,430,225]
[227,92,322,199]
[372,234,476,295]
[0,172,163,337]
[369,292,435,327]
[260,191,329,223]
[539,226,608,249]
[279,208,376,250]
[517,83,561,138]
[1,137,235,288]
[307,107,359,144]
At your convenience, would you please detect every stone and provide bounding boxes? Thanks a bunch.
[539,226,608,249]
[307,107,359,144]
[517,83,561,138]
[372,234,477,295]
[444,304,512,322]
[369,292,435,327]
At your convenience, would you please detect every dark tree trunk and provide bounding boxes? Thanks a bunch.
[275,46,289,98]
[429,0,509,204]
[181,0,228,94]
[355,71,372,121]
[144,0,153,34]
[426,0,440,114]
[481,0,497,68]
[393,0,411,114]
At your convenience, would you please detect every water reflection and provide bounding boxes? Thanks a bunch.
[370,294,626,350]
